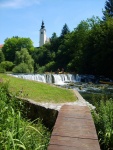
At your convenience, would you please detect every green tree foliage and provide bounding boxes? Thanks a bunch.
[13,48,34,73]
[60,23,70,38]
[83,17,113,78]
[32,47,51,66]
[0,61,14,71]
[2,36,34,62]
[45,61,56,72]
[55,33,72,71]
[50,32,59,53]
[12,63,31,73]
[32,46,52,72]
[30,17,113,78]
[0,50,5,63]
[103,0,113,20]
[64,20,90,72]
[81,17,102,74]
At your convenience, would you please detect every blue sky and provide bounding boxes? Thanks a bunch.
[0,0,106,47]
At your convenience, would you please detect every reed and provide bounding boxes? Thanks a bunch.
[0,81,50,150]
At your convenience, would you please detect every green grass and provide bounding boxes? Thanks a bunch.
[0,82,50,150]
[81,93,113,150]
[0,73,77,103]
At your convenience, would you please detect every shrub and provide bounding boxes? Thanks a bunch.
[0,65,6,73]
[0,50,5,63]
[37,66,46,73]
[92,98,113,150]
[0,61,14,71]
[12,63,31,73]
[45,61,56,72]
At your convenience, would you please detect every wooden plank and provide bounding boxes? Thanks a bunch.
[52,127,98,139]
[58,105,92,119]
[60,105,89,110]
[48,105,100,150]
[48,135,100,150]
[48,145,77,150]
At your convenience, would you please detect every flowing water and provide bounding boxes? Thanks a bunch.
[10,73,113,96]
[10,73,81,85]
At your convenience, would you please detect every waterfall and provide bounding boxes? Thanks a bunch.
[52,74,65,85]
[10,74,81,85]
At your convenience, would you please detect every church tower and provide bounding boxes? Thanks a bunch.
[39,21,47,47]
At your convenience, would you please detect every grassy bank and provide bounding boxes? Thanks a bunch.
[0,81,50,150]
[0,73,77,103]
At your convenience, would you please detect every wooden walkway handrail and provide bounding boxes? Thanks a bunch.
[48,105,100,150]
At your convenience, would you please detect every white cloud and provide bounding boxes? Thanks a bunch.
[0,0,41,8]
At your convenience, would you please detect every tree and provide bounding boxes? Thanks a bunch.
[32,46,51,67]
[55,33,72,70]
[0,61,14,71]
[13,48,34,73]
[65,20,90,73]
[60,24,70,38]
[82,17,113,78]
[2,36,34,62]
[0,50,5,63]
[51,32,57,40]
[103,0,113,20]
[12,63,31,73]
[50,32,59,52]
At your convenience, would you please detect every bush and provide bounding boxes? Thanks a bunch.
[81,93,113,149]
[37,66,46,73]
[45,61,56,72]
[0,65,6,73]
[92,98,113,150]
[0,50,5,63]
[12,63,33,73]
[0,61,14,71]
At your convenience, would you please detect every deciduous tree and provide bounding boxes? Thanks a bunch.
[2,36,34,62]
[14,48,34,73]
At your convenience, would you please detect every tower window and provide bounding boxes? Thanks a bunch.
[41,32,43,34]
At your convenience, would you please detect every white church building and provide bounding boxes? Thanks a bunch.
[39,21,49,47]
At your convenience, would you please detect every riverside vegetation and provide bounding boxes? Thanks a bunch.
[0,74,113,149]
[0,81,50,150]
[0,1,113,149]
[81,93,113,150]
[0,73,77,150]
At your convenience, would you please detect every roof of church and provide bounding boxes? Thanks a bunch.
[41,21,45,29]
[0,44,3,48]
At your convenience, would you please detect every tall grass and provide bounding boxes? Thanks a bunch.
[81,93,113,150]
[0,81,50,150]
[92,99,113,150]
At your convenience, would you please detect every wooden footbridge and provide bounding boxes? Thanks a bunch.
[48,105,100,150]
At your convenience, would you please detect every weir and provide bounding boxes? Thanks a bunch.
[10,74,81,85]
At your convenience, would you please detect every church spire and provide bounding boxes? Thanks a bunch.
[41,20,45,29]
[39,21,46,47]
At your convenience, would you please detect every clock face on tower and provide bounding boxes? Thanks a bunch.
[41,32,43,34]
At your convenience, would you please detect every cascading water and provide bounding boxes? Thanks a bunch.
[10,74,81,85]
[52,74,65,85]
